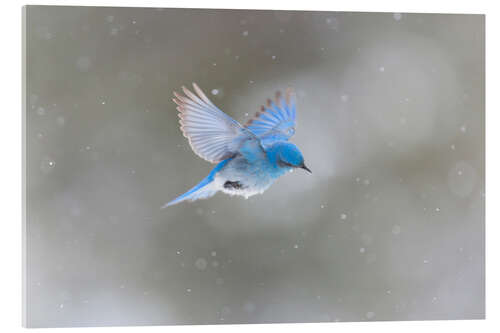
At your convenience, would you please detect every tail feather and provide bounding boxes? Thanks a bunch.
[161,157,232,208]
[161,177,217,208]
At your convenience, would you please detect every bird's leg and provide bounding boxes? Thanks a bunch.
[223,181,245,190]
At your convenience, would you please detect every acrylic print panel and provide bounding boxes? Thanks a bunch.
[23,5,485,327]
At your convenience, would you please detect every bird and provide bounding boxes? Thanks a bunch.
[162,83,310,208]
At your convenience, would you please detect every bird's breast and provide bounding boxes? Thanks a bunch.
[214,155,282,197]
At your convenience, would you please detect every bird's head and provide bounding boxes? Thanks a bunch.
[277,142,311,173]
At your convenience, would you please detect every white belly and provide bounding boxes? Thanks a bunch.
[217,179,270,198]
[213,156,279,199]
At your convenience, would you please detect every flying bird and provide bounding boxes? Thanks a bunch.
[163,83,310,207]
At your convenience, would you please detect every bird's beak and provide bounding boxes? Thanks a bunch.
[301,164,312,174]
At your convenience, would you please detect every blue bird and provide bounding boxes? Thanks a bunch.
[163,83,310,208]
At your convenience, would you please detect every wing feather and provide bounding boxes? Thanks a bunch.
[174,83,260,163]
[245,88,297,144]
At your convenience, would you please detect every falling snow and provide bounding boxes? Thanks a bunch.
[36,107,46,116]
[366,311,375,319]
[40,157,56,174]
[325,17,339,30]
[56,116,65,126]
[76,56,91,72]
[195,258,207,270]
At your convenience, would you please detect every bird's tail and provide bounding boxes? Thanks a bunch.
[162,158,232,209]
[161,176,218,208]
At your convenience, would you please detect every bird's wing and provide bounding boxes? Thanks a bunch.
[244,88,296,144]
[173,83,260,164]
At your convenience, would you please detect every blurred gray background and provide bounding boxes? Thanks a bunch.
[25,6,484,327]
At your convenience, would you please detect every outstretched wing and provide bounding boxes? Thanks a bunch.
[173,83,259,163]
[244,88,296,145]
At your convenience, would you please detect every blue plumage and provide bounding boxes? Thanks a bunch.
[163,83,310,207]
[161,158,232,208]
